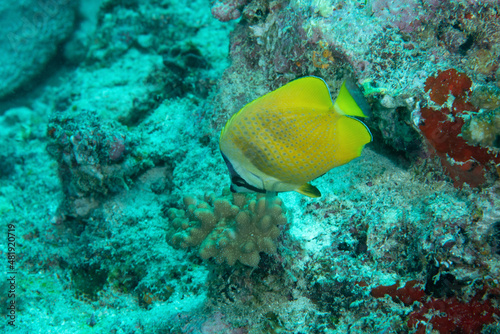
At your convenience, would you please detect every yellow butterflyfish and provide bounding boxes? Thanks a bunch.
[219,76,372,197]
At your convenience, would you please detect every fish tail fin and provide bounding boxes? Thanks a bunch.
[333,78,371,118]
[331,78,373,163]
[296,183,321,198]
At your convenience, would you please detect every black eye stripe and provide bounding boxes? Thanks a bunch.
[221,151,237,178]
[222,150,265,193]
[231,176,265,193]
[232,176,246,186]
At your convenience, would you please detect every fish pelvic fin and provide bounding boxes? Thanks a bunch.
[296,183,321,198]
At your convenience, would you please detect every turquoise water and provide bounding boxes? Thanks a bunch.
[2,0,500,333]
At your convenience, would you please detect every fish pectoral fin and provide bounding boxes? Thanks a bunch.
[296,183,321,198]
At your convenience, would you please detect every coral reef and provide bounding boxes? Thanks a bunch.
[370,280,425,305]
[409,291,500,333]
[0,0,76,99]
[212,0,500,188]
[47,110,137,219]
[167,191,287,267]
[419,69,500,187]
[471,85,500,110]
[5,0,500,333]
[424,68,472,107]
[462,108,500,152]
[211,0,250,22]
[370,0,426,33]
[371,280,500,333]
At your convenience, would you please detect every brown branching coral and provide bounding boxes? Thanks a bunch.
[166,191,287,267]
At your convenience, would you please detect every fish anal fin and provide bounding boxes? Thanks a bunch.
[296,183,321,198]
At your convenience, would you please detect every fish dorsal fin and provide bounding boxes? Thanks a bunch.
[248,76,334,112]
[296,183,321,198]
[334,79,371,118]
